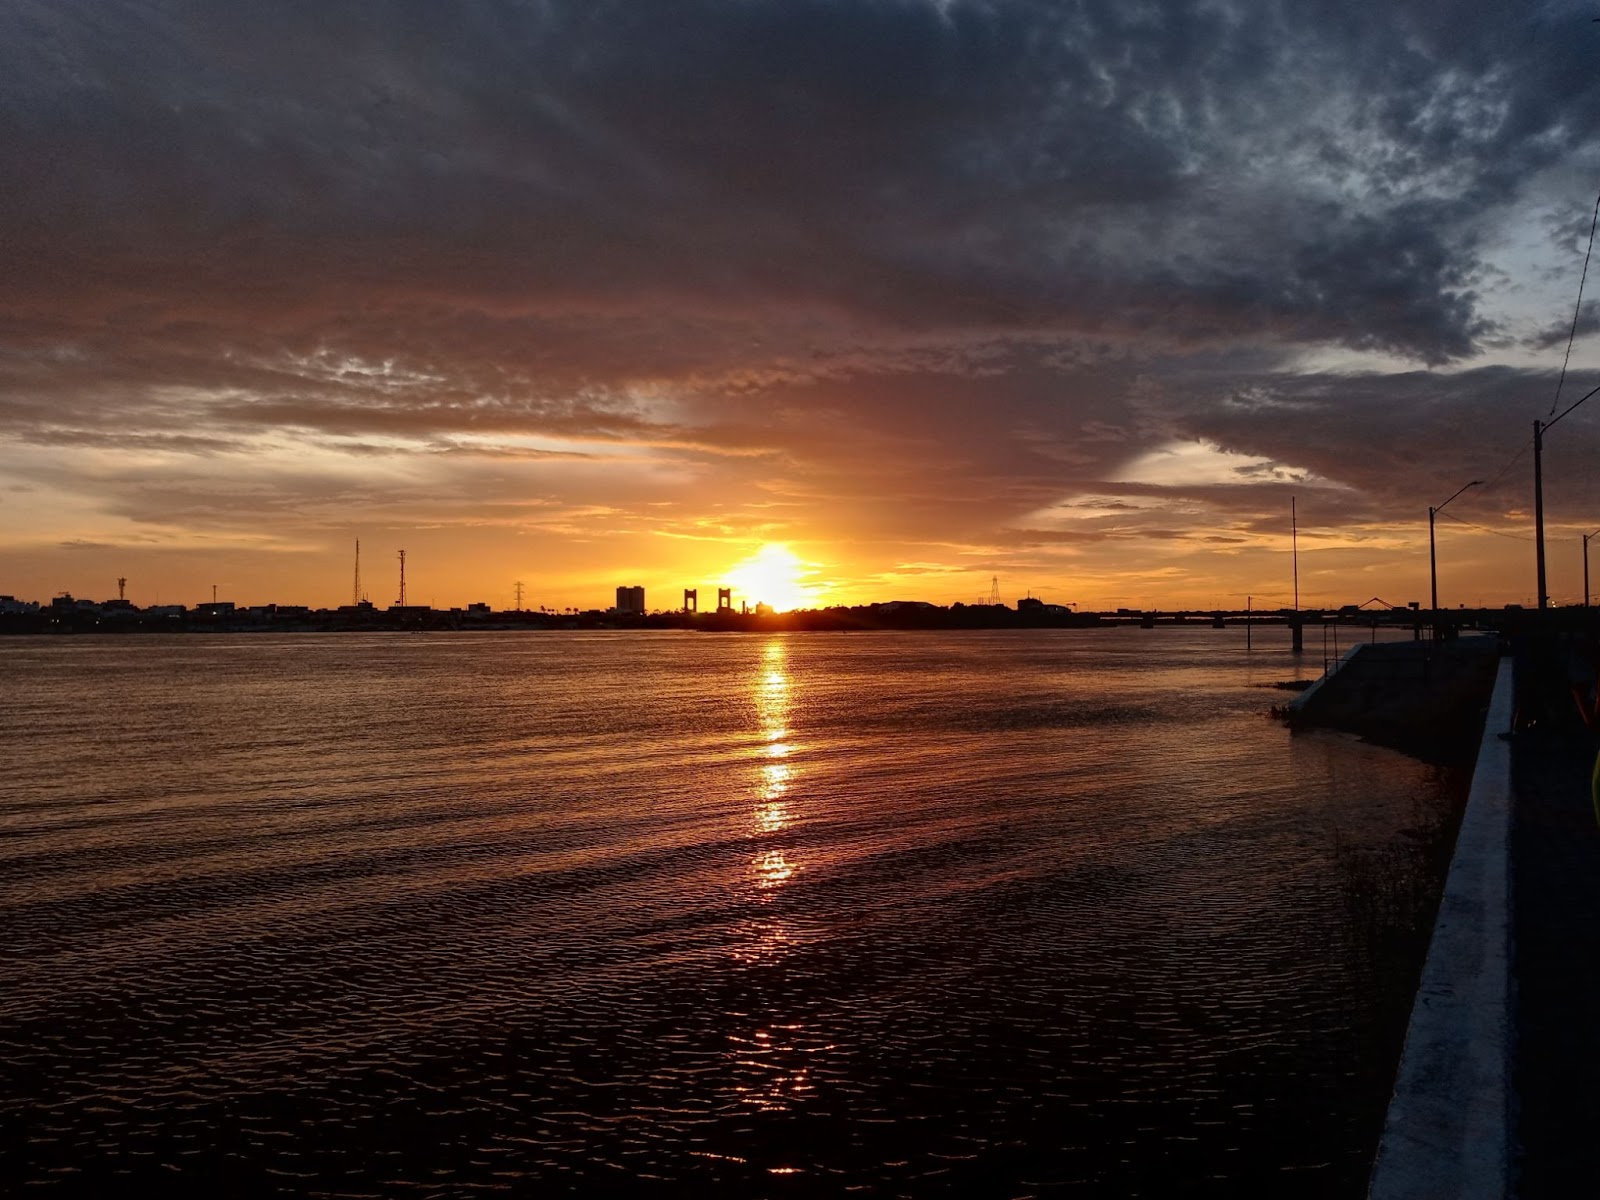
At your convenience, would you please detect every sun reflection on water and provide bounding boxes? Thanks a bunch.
[751,640,794,853]
[752,848,794,888]
[727,1024,820,1116]
[731,639,802,961]
[726,639,824,1118]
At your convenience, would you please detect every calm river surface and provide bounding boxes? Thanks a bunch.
[1,628,1464,1196]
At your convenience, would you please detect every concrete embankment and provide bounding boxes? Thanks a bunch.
[1358,629,1600,1197]
[1367,659,1513,1199]
[1286,636,1501,763]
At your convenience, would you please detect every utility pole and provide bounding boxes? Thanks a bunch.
[1585,530,1600,609]
[514,580,525,611]
[1290,498,1302,652]
[1534,419,1547,610]
[1291,497,1298,612]
[1532,380,1600,613]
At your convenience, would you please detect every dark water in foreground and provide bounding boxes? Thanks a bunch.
[1,629,1464,1196]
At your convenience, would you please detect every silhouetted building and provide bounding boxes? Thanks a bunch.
[1018,597,1073,617]
[616,585,645,614]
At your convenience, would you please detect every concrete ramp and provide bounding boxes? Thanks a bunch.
[1285,636,1500,762]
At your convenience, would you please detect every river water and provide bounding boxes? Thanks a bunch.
[0,628,1463,1196]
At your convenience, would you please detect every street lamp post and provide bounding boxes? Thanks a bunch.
[1430,479,1483,624]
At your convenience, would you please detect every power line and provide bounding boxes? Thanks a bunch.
[1478,437,1532,496]
[1551,188,1600,417]
[1434,508,1537,543]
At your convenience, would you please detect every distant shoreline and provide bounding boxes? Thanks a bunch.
[0,603,1527,637]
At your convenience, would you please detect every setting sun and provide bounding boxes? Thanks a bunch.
[724,544,821,612]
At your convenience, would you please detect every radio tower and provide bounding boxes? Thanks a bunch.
[353,539,362,605]
[397,549,407,607]
[514,580,525,611]
[117,577,126,602]
[989,575,1000,606]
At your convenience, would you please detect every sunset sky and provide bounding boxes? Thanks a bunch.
[6,1,1600,612]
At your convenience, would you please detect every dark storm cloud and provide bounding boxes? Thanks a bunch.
[6,0,1600,567]
[1155,362,1600,525]
[1528,299,1600,350]
[6,0,1599,364]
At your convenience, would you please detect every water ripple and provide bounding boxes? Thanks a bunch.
[0,629,1462,1195]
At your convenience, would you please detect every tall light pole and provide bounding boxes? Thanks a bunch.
[1586,529,1600,609]
[1429,479,1483,616]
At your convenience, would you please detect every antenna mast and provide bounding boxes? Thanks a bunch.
[353,539,362,605]
[397,549,407,607]
[117,577,126,602]
[514,580,525,611]
[989,575,1000,606]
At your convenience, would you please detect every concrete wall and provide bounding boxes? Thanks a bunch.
[1368,658,1513,1199]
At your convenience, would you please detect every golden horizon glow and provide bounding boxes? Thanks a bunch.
[11,512,1589,614]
